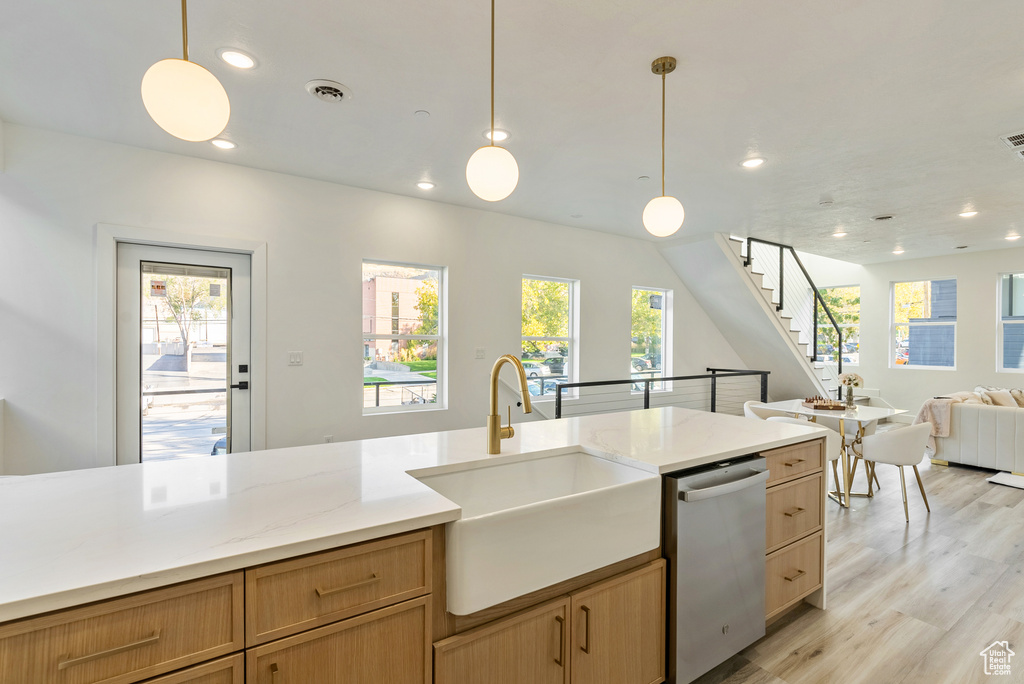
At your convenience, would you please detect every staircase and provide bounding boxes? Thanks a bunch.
[660,234,844,401]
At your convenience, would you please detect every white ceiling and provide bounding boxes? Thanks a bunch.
[3,0,1024,264]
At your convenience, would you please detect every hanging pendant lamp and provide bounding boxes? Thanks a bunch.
[466,0,519,202]
[643,56,684,237]
[141,0,230,142]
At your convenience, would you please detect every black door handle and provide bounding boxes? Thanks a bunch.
[231,381,249,390]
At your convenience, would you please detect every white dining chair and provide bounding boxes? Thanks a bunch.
[859,423,932,523]
[765,416,842,507]
[743,401,803,421]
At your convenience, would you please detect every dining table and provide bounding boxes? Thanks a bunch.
[756,399,907,507]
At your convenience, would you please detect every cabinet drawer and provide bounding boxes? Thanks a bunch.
[245,529,431,646]
[766,474,823,553]
[764,440,823,485]
[0,573,243,684]
[765,532,823,619]
[246,596,431,684]
[142,654,243,684]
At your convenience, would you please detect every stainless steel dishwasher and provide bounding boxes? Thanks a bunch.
[664,456,769,684]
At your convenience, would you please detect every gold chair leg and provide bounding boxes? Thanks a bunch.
[912,465,930,512]
[829,459,842,505]
[898,466,909,523]
[872,463,881,490]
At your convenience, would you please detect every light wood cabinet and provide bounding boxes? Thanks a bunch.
[0,572,244,684]
[433,597,570,684]
[761,439,826,620]
[569,561,665,684]
[434,561,666,684]
[142,654,243,684]
[246,596,431,684]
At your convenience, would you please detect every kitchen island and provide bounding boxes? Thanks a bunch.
[0,407,832,684]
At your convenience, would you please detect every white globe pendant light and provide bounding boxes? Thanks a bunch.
[466,0,519,202]
[141,0,230,142]
[643,56,684,238]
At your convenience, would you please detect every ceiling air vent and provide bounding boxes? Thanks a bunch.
[871,214,895,222]
[305,80,351,103]
[1000,130,1024,149]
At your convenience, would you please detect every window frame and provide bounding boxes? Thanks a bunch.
[998,272,1024,373]
[889,277,957,371]
[630,286,672,391]
[521,275,579,401]
[361,259,447,415]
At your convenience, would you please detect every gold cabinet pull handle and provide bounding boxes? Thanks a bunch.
[315,573,379,597]
[581,605,592,654]
[270,663,281,684]
[784,507,807,517]
[554,615,565,666]
[783,459,805,467]
[784,569,806,582]
[57,630,161,670]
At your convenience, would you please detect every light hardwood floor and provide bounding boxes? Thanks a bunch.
[693,461,1024,684]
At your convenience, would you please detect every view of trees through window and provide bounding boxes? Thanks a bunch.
[815,286,860,365]
[362,262,442,411]
[631,288,666,377]
[891,279,957,367]
[521,277,573,399]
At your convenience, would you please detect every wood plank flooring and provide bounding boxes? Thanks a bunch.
[693,461,1024,684]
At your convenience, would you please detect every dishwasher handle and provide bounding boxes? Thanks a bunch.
[679,468,769,502]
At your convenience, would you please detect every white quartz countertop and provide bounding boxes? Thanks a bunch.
[0,407,826,622]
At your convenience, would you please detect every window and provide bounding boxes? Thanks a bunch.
[891,278,957,368]
[362,261,444,412]
[521,276,576,399]
[631,288,670,377]
[815,286,860,366]
[1000,273,1024,372]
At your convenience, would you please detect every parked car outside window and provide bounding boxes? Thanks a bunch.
[521,360,550,377]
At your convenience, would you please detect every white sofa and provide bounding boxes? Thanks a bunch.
[933,402,1024,473]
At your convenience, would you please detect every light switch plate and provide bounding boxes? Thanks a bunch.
[288,351,303,366]
[475,347,486,359]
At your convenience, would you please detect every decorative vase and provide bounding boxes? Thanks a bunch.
[845,385,855,408]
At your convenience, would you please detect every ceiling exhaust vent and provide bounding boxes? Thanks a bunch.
[305,80,351,103]
[1000,131,1024,149]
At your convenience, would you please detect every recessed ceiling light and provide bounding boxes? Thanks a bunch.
[210,139,236,150]
[958,210,978,218]
[1007,235,1021,241]
[741,157,765,168]
[892,248,905,255]
[217,49,255,69]
[483,129,510,142]
[832,231,847,238]
[416,181,435,190]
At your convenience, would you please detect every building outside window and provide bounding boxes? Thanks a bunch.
[631,288,670,381]
[891,278,957,368]
[362,261,444,412]
[1000,273,1024,372]
[521,276,576,399]
[816,286,860,366]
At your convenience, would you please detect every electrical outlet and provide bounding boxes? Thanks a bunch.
[475,347,486,359]
[324,435,334,443]
[288,351,303,366]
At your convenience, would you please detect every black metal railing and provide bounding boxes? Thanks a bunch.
[741,237,843,376]
[363,379,438,407]
[553,369,769,419]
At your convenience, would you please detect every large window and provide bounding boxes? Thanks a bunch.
[362,261,444,412]
[816,286,860,366]
[521,276,576,399]
[1000,273,1024,372]
[631,288,670,376]
[891,278,957,368]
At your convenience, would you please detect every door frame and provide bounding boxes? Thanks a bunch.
[97,223,268,465]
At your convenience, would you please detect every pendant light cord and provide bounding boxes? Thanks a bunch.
[659,72,667,197]
[181,0,189,62]
[490,0,495,146]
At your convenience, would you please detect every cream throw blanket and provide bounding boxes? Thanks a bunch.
[913,391,983,453]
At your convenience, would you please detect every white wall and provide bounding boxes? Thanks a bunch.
[801,248,1024,416]
[0,125,745,474]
